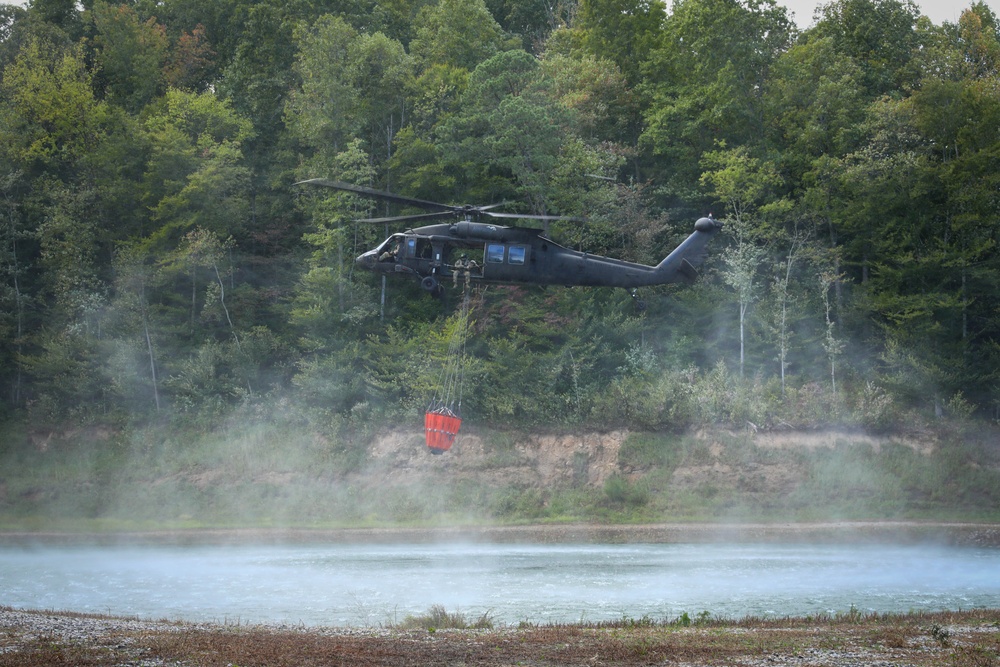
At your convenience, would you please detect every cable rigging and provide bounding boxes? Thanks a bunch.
[424,289,475,454]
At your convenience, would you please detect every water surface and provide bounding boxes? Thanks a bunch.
[2,542,996,626]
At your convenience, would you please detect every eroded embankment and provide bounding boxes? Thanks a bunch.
[3,424,996,529]
[358,427,937,489]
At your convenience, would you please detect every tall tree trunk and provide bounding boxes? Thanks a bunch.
[142,303,160,411]
[212,261,252,398]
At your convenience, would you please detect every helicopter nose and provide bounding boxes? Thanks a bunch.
[356,250,377,269]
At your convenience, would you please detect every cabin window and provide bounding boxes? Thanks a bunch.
[486,243,505,263]
[406,238,417,257]
[508,245,527,265]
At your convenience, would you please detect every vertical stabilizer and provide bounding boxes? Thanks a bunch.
[655,216,723,283]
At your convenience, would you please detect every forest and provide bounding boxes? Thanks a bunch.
[0,0,998,445]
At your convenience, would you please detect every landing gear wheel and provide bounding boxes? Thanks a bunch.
[420,276,439,292]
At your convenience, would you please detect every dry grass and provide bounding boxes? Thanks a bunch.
[2,608,998,666]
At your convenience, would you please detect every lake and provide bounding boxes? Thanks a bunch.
[1,540,997,626]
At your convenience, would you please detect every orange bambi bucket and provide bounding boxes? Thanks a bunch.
[424,407,461,454]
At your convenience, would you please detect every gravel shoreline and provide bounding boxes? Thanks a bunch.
[3,605,999,666]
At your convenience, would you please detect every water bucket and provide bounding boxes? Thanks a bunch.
[424,407,461,454]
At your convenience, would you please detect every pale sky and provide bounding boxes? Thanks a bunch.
[780,0,1000,29]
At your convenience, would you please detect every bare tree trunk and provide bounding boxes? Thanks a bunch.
[190,265,197,333]
[142,305,160,411]
[12,251,23,405]
[212,261,252,398]
[212,261,240,352]
[739,301,747,379]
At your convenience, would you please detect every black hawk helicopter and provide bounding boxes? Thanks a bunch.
[298,179,723,301]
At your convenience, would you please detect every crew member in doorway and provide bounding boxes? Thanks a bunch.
[453,253,478,288]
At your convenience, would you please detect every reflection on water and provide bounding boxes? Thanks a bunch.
[1,542,997,626]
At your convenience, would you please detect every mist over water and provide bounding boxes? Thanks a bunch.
[2,542,997,626]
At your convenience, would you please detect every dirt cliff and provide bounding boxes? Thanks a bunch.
[363,429,627,489]
[353,427,936,495]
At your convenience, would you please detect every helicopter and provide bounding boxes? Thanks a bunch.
[297,179,723,303]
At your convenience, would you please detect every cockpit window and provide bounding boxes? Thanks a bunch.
[378,235,403,253]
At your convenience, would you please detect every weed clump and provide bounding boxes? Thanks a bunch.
[395,604,494,631]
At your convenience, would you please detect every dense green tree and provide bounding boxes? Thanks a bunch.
[485,0,567,52]
[641,0,794,212]
[26,0,82,39]
[1,37,135,318]
[387,61,469,201]
[352,32,413,166]
[1,39,112,178]
[0,169,30,408]
[140,88,252,244]
[540,53,635,144]
[574,0,665,85]
[34,181,103,326]
[409,0,517,72]
[762,35,866,328]
[0,5,31,74]
[874,6,1000,410]
[89,1,168,113]
[291,139,381,338]
[163,24,214,92]
[764,37,865,182]
[429,49,624,219]
[810,0,920,97]
[18,327,106,422]
[285,16,365,163]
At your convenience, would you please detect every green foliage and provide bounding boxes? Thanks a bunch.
[409,0,516,71]
[90,2,168,113]
[618,432,685,470]
[141,89,252,241]
[1,38,114,176]
[603,473,649,507]
[641,0,794,208]
[0,0,998,453]
[574,0,665,85]
[810,0,920,97]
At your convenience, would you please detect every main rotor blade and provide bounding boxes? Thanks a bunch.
[296,179,453,212]
[482,211,585,222]
[478,201,513,212]
[355,211,457,224]
[297,178,586,223]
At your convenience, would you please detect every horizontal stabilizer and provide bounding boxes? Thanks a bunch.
[678,258,699,282]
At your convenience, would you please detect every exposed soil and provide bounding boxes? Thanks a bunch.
[354,426,943,501]
[362,428,629,490]
[2,606,999,666]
